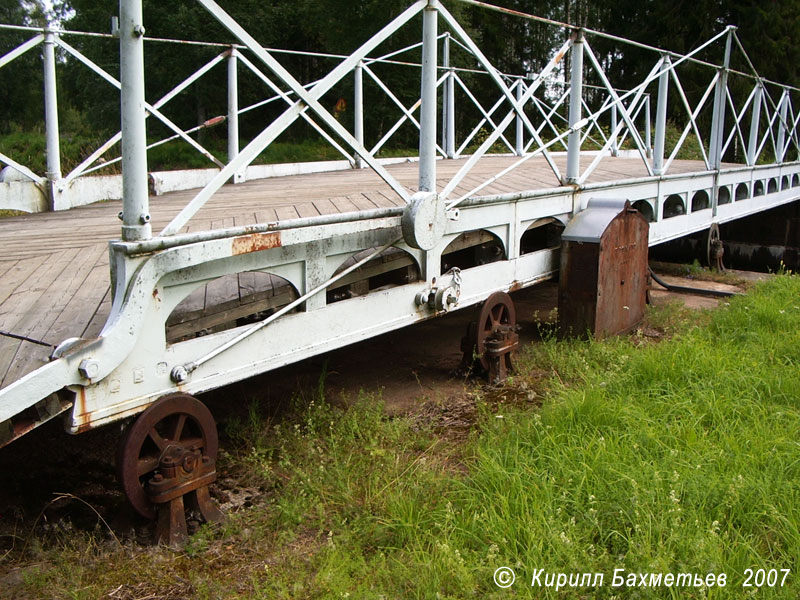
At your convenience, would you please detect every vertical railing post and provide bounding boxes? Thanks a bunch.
[227,47,244,183]
[418,1,438,192]
[610,102,618,157]
[776,89,789,163]
[653,55,670,176]
[354,61,365,168]
[709,27,733,170]
[441,33,455,159]
[746,82,763,166]
[564,29,584,185]
[120,0,151,241]
[515,79,524,156]
[43,29,62,210]
[645,94,652,158]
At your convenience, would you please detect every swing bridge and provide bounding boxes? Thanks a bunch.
[0,0,798,540]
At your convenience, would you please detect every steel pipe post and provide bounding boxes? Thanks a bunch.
[653,56,670,176]
[442,33,455,159]
[610,102,618,157]
[564,30,584,185]
[418,1,438,192]
[709,27,733,170]
[645,95,652,158]
[776,90,789,162]
[43,30,62,209]
[227,48,244,183]
[746,82,762,166]
[354,61,364,168]
[515,79,524,156]
[120,0,151,241]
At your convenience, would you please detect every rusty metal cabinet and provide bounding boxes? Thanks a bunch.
[559,198,649,337]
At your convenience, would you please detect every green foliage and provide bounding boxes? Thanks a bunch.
[5,275,800,599]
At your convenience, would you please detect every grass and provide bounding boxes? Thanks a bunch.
[1,275,799,598]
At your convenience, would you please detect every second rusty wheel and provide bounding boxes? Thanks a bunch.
[117,393,218,521]
[462,291,517,377]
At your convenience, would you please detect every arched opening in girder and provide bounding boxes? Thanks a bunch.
[631,200,655,222]
[717,186,731,205]
[793,174,800,187]
[691,190,710,212]
[768,178,778,194]
[754,180,765,196]
[441,230,505,272]
[735,183,749,201]
[781,175,790,190]
[520,218,565,254]
[663,194,685,219]
[166,272,300,343]
[327,246,420,304]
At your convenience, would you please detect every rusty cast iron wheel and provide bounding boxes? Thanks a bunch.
[474,291,516,372]
[117,393,218,520]
[706,223,721,268]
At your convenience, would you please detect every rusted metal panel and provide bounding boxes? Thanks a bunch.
[559,198,648,337]
[231,231,281,255]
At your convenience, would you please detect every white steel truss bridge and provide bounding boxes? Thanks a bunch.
[1,0,799,449]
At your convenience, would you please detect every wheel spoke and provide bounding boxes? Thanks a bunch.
[170,414,187,442]
[137,455,160,477]
[148,428,168,451]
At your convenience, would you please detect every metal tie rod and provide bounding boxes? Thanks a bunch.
[172,236,403,382]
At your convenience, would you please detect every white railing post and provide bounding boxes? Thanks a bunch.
[515,79,524,156]
[709,27,733,169]
[564,29,584,185]
[418,0,438,192]
[610,102,618,157]
[120,0,151,241]
[227,47,244,183]
[746,82,763,166]
[442,33,455,159]
[43,29,62,209]
[354,61,364,168]
[645,94,652,158]
[653,56,670,175]
[776,89,789,163]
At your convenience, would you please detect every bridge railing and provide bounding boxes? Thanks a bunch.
[2,0,799,233]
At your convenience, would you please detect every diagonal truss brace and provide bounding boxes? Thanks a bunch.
[159,0,423,236]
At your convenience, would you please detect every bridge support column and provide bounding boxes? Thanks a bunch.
[354,61,364,169]
[564,30,584,185]
[776,90,789,162]
[746,82,763,166]
[227,48,244,183]
[442,33,455,159]
[515,79,524,157]
[709,27,733,170]
[120,0,151,241]
[419,1,438,192]
[43,30,63,211]
[653,55,670,176]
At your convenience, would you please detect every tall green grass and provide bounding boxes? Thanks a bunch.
[3,275,799,599]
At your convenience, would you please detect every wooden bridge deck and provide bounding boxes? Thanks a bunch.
[0,155,706,389]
